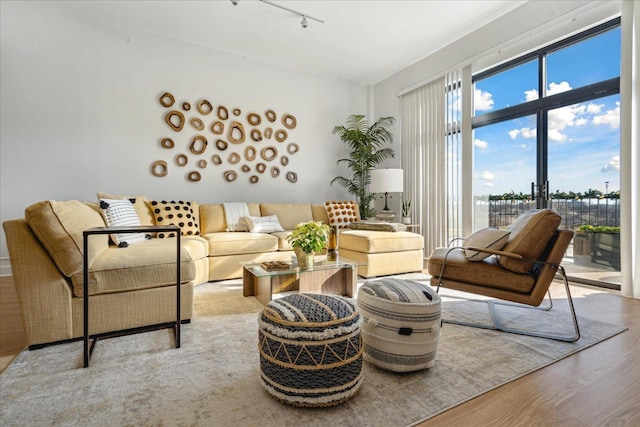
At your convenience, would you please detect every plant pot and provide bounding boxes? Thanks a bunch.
[402,216,412,225]
[294,247,314,270]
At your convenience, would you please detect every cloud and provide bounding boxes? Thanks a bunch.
[482,182,495,189]
[474,139,488,149]
[601,156,620,172]
[587,103,603,114]
[548,128,567,142]
[508,127,536,139]
[547,81,572,95]
[474,88,494,111]
[479,171,497,181]
[592,104,620,129]
[524,89,538,102]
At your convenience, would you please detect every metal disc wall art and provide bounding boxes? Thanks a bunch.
[153,91,300,184]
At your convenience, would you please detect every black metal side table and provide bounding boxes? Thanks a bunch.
[82,225,182,368]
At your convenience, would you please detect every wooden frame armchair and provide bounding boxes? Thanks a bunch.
[427,209,580,342]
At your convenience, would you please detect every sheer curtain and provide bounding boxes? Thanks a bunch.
[400,77,447,256]
[620,0,639,299]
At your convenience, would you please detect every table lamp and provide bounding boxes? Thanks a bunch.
[369,168,403,221]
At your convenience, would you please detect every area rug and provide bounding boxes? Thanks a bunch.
[0,275,627,427]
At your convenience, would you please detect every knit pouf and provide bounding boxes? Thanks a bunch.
[357,278,441,372]
[258,293,363,407]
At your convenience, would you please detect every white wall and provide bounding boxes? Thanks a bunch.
[0,2,368,271]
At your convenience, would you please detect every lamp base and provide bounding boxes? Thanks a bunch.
[375,210,398,222]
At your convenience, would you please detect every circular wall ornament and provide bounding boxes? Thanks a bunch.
[218,106,229,120]
[282,113,297,129]
[245,146,257,161]
[249,175,259,184]
[182,102,191,111]
[228,121,246,144]
[241,164,251,173]
[159,92,175,108]
[175,154,188,167]
[190,117,205,131]
[280,156,289,166]
[197,159,208,169]
[228,152,241,164]
[188,171,202,182]
[264,128,273,139]
[265,109,276,122]
[260,146,278,161]
[212,154,222,165]
[275,129,288,142]
[270,166,280,178]
[224,170,238,182]
[211,121,225,135]
[165,110,185,132]
[216,139,228,151]
[151,160,168,177]
[286,171,298,183]
[287,143,299,154]
[233,108,241,116]
[250,129,263,142]
[256,162,267,173]
[189,135,208,155]
[161,138,175,149]
[197,99,213,115]
[247,113,262,126]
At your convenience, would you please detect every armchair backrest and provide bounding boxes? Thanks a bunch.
[527,229,574,305]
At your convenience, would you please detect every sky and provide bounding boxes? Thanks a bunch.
[471,27,621,198]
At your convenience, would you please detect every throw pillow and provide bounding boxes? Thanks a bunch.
[223,202,250,232]
[324,200,358,229]
[463,228,511,261]
[244,215,285,233]
[99,198,149,247]
[150,200,200,238]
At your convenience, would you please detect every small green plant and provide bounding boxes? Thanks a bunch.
[402,199,411,217]
[286,221,331,254]
[577,225,620,233]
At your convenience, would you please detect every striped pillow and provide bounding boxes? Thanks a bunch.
[99,198,148,247]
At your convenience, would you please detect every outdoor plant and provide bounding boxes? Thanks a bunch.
[286,220,331,254]
[331,114,396,219]
[402,199,412,217]
[578,225,620,233]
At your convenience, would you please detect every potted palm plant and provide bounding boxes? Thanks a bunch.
[331,115,396,219]
[286,220,331,269]
[402,199,412,225]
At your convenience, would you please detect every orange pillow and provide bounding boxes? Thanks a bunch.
[324,200,358,229]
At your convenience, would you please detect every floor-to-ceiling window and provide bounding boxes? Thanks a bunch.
[472,18,621,288]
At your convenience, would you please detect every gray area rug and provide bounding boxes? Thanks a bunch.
[0,276,627,427]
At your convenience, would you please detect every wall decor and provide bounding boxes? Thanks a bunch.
[197,99,213,115]
[161,138,175,149]
[165,111,185,132]
[154,91,300,184]
[151,160,168,177]
[159,92,175,108]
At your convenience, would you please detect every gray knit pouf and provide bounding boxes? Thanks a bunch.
[258,293,363,407]
[357,278,441,372]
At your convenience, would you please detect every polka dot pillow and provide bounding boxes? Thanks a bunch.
[324,200,359,229]
[150,200,200,238]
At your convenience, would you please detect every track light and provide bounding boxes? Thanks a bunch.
[300,16,308,29]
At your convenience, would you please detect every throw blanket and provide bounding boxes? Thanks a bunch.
[349,221,407,232]
[223,202,250,231]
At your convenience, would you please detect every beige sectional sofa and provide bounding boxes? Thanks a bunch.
[3,198,424,348]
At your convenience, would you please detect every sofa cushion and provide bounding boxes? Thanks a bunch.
[244,215,285,233]
[260,203,313,230]
[340,230,423,253]
[464,227,511,261]
[324,200,359,228]
[69,238,196,297]
[99,198,149,247]
[199,203,261,234]
[498,209,561,273]
[97,192,155,226]
[202,232,278,256]
[25,200,108,279]
[428,247,535,293]
[150,200,200,237]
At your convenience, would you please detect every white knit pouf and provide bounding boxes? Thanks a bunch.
[357,278,441,372]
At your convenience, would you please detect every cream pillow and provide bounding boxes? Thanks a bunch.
[244,215,285,233]
[464,228,511,261]
[99,198,148,247]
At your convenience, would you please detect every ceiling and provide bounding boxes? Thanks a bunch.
[42,0,528,85]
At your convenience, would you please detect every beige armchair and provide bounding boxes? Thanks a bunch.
[427,209,580,342]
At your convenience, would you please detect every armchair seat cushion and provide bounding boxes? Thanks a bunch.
[427,248,535,294]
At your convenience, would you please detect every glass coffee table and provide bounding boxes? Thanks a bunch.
[242,255,365,305]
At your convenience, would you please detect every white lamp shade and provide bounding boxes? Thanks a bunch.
[369,168,403,193]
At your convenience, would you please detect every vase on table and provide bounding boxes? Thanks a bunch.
[294,247,314,269]
[402,217,412,225]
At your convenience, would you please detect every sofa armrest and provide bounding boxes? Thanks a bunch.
[3,219,73,346]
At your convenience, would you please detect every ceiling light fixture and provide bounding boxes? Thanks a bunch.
[230,0,324,28]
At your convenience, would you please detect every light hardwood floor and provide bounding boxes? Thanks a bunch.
[1,275,638,426]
